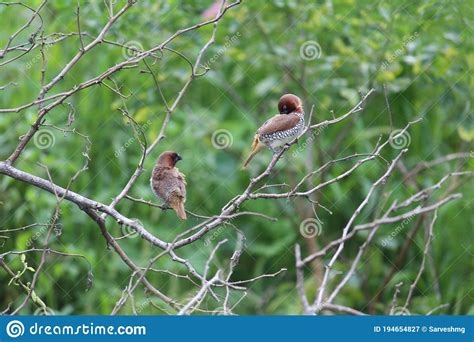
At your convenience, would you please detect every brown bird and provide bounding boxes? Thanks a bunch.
[243,94,305,168]
[150,151,187,220]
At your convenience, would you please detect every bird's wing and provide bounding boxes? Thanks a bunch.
[175,168,187,185]
[175,168,187,199]
[166,173,186,201]
[168,187,185,201]
[167,171,187,219]
[168,189,187,220]
[257,113,301,135]
[152,167,186,201]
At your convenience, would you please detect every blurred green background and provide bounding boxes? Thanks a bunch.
[0,0,472,315]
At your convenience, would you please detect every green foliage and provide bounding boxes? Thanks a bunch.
[0,0,472,315]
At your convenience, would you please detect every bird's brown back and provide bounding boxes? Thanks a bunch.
[257,112,302,136]
[151,166,186,202]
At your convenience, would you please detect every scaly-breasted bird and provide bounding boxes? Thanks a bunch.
[243,94,305,168]
[150,151,187,220]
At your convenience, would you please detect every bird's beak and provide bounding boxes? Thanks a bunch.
[176,155,182,161]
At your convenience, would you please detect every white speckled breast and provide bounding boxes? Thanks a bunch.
[260,113,304,151]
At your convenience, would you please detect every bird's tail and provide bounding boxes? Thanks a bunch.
[169,197,187,220]
[243,135,265,168]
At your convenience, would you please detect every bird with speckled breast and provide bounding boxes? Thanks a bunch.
[243,94,305,168]
[150,151,187,220]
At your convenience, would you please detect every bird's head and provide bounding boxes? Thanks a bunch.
[157,151,182,167]
[278,94,303,114]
